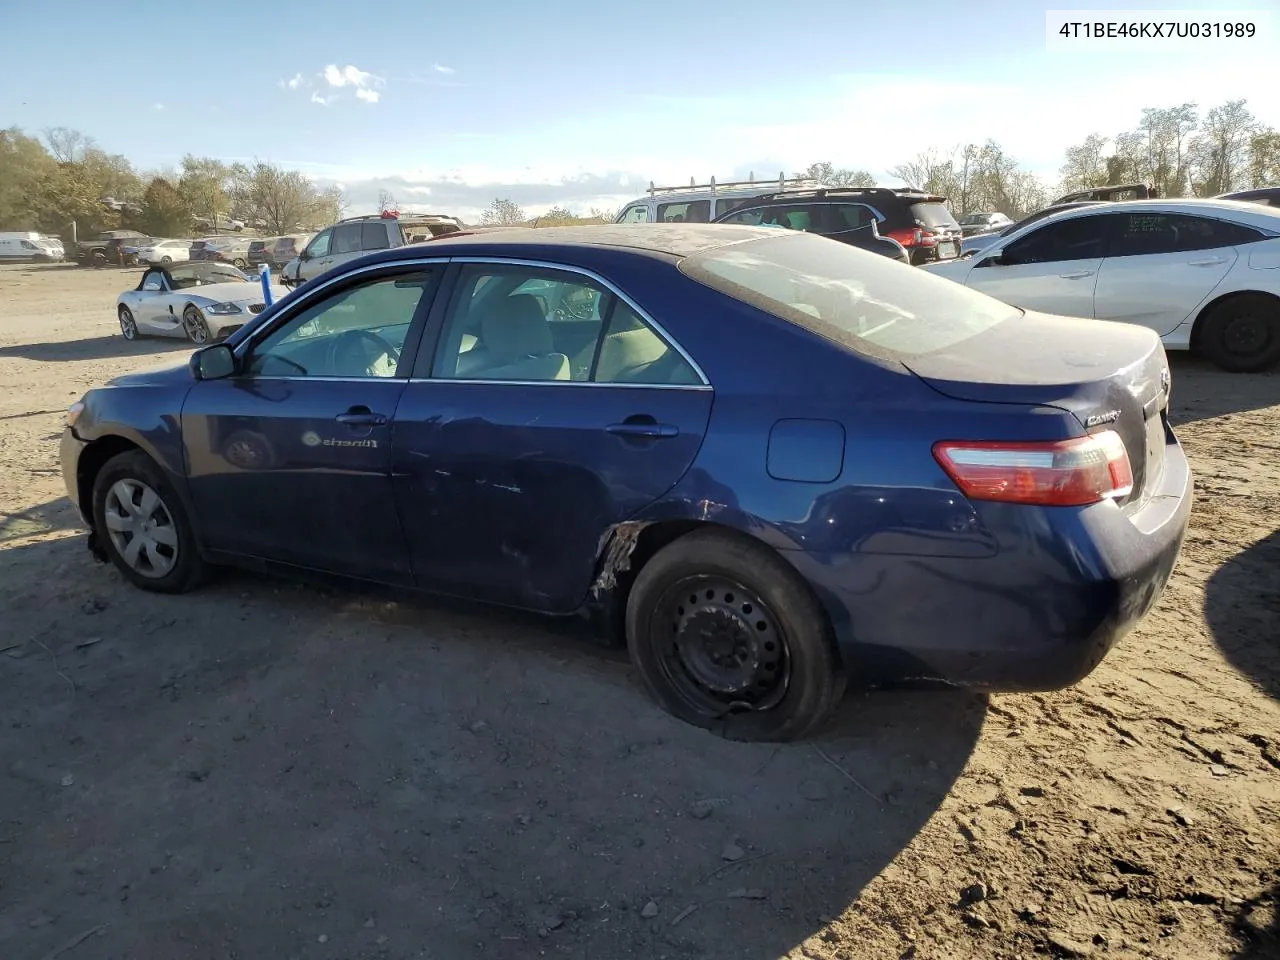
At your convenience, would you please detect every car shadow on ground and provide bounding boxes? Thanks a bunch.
[1231,881,1279,958]
[0,496,81,543]
[1167,354,1280,426]
[0,335,193,363]
[1,522,985,960]
[1204,527,1280,702]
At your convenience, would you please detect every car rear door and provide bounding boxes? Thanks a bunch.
[1092,211,1255,336]
[390,260,713,613]
[966,214,1112,319]
[181,262,444,583]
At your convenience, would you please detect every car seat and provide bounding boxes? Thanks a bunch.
[468,294,570,381]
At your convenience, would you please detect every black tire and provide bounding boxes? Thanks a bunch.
[1196,293,1280,373]
[91,450,207,593]
[626,529,846,742]
[233,257,248,269]
[160,255,172,264]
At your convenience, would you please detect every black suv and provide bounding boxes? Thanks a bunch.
[712,191,910,263]
[1216,187,1280,208]
[721,187,963,265]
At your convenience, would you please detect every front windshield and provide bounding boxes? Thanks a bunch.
[167,262,249,288]
[680,233,1019,359]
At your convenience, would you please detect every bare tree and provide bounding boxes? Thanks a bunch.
[240,162,319,233]
[889,147,961,198]
[1059,134,1110,191]
[480,197,526,226]
[1190,99,1256,195]
[377,189,397,213]
[43,127,95,164]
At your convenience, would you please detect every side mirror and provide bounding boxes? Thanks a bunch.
[297,249,310,261]
[191,343,237,380]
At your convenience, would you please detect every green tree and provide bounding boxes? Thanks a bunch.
[140,178,191,236]
[1250,129,1280,187]
[797,161,876,187]
[0,127,57,229]
[480,197,526,226]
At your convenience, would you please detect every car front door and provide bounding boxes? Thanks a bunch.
[133,270,170,333]
[967,214,1113,319]
[1092,212,1258,336]
[180,262,444,583]
[390,260,713,613]
[298,228,334,281]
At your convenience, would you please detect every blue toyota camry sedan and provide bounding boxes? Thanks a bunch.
[61,224,1192,741]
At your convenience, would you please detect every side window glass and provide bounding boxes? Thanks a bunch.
[657,200,710,223]
[593,301,701,386]
[1111,213,1264,256]
[719,207,765,226]
[431,266,601,382]
[1002,216,1110,265]
[761,205,818,232]
[305,230,331,257]
[142,274,163,292]
[361,222,391,251]
[331,223,363,255]
[618,204,649,223]
[834,205,874,230]
[246,271,436,379]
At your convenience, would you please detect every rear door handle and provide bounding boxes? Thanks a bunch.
[1187,257,1226,266]
[1058,270,1095,279]
[336,407,388,426]
[606,421,678,439]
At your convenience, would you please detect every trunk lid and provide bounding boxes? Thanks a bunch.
[904,311,1172,505]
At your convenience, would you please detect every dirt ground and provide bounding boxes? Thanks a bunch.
[0,263,1277,960]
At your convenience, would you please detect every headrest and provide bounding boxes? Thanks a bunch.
[480,294,552,362]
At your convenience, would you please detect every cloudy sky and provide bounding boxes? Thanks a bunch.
[2,0,1276,222]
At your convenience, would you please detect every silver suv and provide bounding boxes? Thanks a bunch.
[282,214,463,287]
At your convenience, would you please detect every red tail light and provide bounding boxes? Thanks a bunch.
[932,432,1133,507]
[885,227,922,247]
[917,229,938,247]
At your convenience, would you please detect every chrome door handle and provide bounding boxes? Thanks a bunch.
[1058,270,1095,279]
[606,421,678,439]
[1187,257,1226,266]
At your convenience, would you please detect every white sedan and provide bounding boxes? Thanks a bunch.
[135,238,192,264]
[922,199,1280,372]
[116,262,290,345]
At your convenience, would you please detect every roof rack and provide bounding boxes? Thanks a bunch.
[646,172,825,197]
[751,186,942,202]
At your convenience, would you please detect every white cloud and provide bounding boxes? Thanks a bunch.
[282,72,305,90]
[355,88,380,104]
[323,64,374,88]
[310,91,331,107]
[433,63,455,75]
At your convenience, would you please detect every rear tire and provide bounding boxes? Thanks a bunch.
[626,529,846,742]
[1196,293,1280,372]
[91,450,207,593]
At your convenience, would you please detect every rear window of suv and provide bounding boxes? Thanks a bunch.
[680,232,1018,359]
[911,201,960,229]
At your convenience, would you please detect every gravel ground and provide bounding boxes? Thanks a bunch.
[1,263,1277,960]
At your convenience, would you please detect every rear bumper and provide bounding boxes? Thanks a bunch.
[786,430,1193,691]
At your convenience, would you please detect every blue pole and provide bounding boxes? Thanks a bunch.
[259,263,274,307]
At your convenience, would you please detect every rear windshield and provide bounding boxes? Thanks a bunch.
[679,233,1018,359]
[911,201,960,228]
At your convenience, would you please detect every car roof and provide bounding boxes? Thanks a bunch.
[1019,197,1280,229]
[400,223,790,259]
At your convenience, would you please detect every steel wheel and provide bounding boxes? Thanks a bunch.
[1198,293,1280,373]
[160,255,172,264]
[118,305,138,340]
[102,478,179,579]
[182,306,211,344]
[652,574,791,718]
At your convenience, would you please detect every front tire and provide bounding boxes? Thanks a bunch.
[118,305,139,340]
[160,255,172,264]
[182,305,211,344]
[91,450,206,593]
[626,529,846,742]
[1196,293,1280,372]
[233,257,248,269]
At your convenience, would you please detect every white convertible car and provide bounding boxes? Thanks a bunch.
[923,199,1280,372]
[116,262,290,344]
